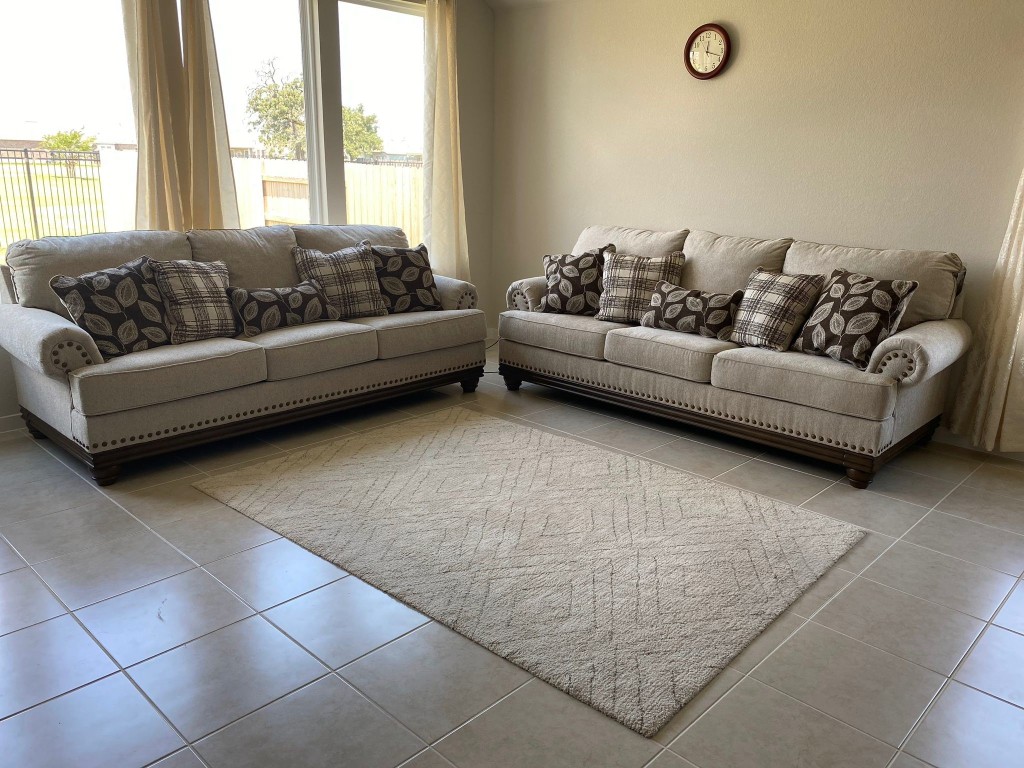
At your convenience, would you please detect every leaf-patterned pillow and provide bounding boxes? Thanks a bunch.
[640,281,743,340]
[49,257,171,360]
[540,245,613,315]
[793,269,919,369]
[228,280,340,337]
[369,243,442,313]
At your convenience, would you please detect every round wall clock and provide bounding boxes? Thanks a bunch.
[685,23,730,80]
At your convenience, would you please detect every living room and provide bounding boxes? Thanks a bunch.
[0,0,1022,766]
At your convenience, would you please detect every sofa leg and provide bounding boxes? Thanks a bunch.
[25,423,47,440]
[460,375,481,394]
[502,374,522,391]
[846,467,874,489]
[90,463,121,487]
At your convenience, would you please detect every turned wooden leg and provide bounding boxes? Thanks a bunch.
[846,467,874,489]
[460,375,481,394]
[917,419,939,447]
[25,423,47,440]
[502,374,522,391]
[90,463,121,487]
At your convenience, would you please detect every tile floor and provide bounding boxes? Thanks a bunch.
[1,361,1023,768]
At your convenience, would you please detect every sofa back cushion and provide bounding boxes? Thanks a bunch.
[5,230,191,319]
[572,225,688,260]
[783,240,964,328]
[292,224,409,253]
[681,230,792,295]
[188,225,299,289]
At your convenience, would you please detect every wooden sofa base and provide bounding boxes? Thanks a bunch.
[22,366,485,486]
[498,363,938,489]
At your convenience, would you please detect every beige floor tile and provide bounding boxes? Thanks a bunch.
[0,472,98,527]
[834,530,896,573]
[813,577,984,675]
[890,752,933,768]
[0,674,183,768]
[887,445,984,483]
[76,568,254,666]
[435,679,660,768]
[863,542,1016,619]
[337,403,421,431]
[954,625,1024,708]
[111,479,231,528]
[152,749,207,768]
[194,676,423,768]
[937,485,1024,536]
[671,678,895,768]
[654,666,743,745]
[755,449,845,480]
[0,537,26,575]
[993,580,1024,634]
[402,749,459,768]
[727,610,805,672]
[156,505,280,565]
[963,462,1024,498]
[648,752,699,768]
[905,511,1024,575]
[341,622,530,742]
[802,483,928,538]
[751,622,944,746]
[0,567,65,635]
[0,448,74,491]
[642,437,751,478]
[92,452,202,493]
[258,415,355,451]
[129,616,327,741]
[715,459,835,505]
[1,500,145,564]
[265,577,429,668]
[787,567,856,618]
[205,537,346,610]
[906,682,1024,768]
[0,615,116,719]
[862,467,958,508]
[519,403,616,436]
[581,419,682,455]
[177,435,283,472]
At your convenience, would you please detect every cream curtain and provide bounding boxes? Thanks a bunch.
[950,167,1024,451]
[424,0,471,280]
[122,0,238,230]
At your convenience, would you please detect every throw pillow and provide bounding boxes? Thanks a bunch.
[293,242,388,320]
[369,243,442,313]
[640,281,744,340]
[539,245,614,315]
[730,267,825,351]
[793,268,919,369]
[228,280,340,337]
[595,251,686,324]
[49,257,171,360]
[149,259,238,344]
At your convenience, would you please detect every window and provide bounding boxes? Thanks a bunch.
[338,0,425,243]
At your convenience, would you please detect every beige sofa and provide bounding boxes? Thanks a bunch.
[0,224,486,485]
[500,226,971,488]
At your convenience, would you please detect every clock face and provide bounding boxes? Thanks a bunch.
[689,29,726,75]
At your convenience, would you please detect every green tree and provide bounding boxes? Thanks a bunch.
[246,60,384,161]
[40,128,96,176]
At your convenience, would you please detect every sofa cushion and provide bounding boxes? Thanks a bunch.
[292,224,409,253]
[681,230,792,295]
[572,225,688,260]
[228,280,339,337]
[188,225,299,289]
[711,347,897,421]
[294,243,388,320]
[69,337,266,416]
[499,310,629,360]
[241,322,377,381]
[150,259,238,344]
[731,268,825,351]
[539,246,612,315]
[596,250,686,323]
[369,243,443,313]
[783,240,965,328]
[640,280,744,341]
[6,231,190,319]
[605,326,736,383]
[350,309,487,359]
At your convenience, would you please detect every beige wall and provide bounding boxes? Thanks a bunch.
[488,0,1024,332]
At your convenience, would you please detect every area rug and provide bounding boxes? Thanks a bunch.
[194,406,861,737]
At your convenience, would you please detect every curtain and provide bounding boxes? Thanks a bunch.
[424,0,471,280]
[122,0,238,230]
[949,167,1024,451]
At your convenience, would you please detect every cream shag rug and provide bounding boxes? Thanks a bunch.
[195,406,861,736]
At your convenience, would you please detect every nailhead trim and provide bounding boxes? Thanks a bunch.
[456,291,478,310]
[876,350,917,381]
[51,341,97,374]
[500,358,882,455]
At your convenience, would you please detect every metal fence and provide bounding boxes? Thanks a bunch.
[0,149,105,244]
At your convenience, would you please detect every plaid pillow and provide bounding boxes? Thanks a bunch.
[369,243,442,313]
[793,269,918,369]
[149,259,237,344]
[640,281,744,340]
[293,242,388,320]
[539,245,613,315]
[49,257,171,360]
[595,251,686,324]
[228,279,340,337]
[731,268,825,351]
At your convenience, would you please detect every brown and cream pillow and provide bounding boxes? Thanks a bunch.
[228,280,339,337]
[539,245,613,315]
[793,268,918,369]
[595,251,686,324]
[370,243,442,313]
[49,257,171,359]
[149,259,238,344]
[293,242,388,320]
[640,281,743,340]
[730,268,825,351]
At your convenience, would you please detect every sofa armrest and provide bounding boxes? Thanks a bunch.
[433,275,478,310]
[0,303,101,378]
[506,276,547,311]
[866,319,971,385]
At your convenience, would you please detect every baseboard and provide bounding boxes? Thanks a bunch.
[0,413,23,433]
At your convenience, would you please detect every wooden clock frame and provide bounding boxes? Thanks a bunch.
[685,23,731,80]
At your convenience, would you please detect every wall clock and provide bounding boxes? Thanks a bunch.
[685,23,730,80]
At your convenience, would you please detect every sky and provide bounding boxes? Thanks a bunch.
[0,0,424,154]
